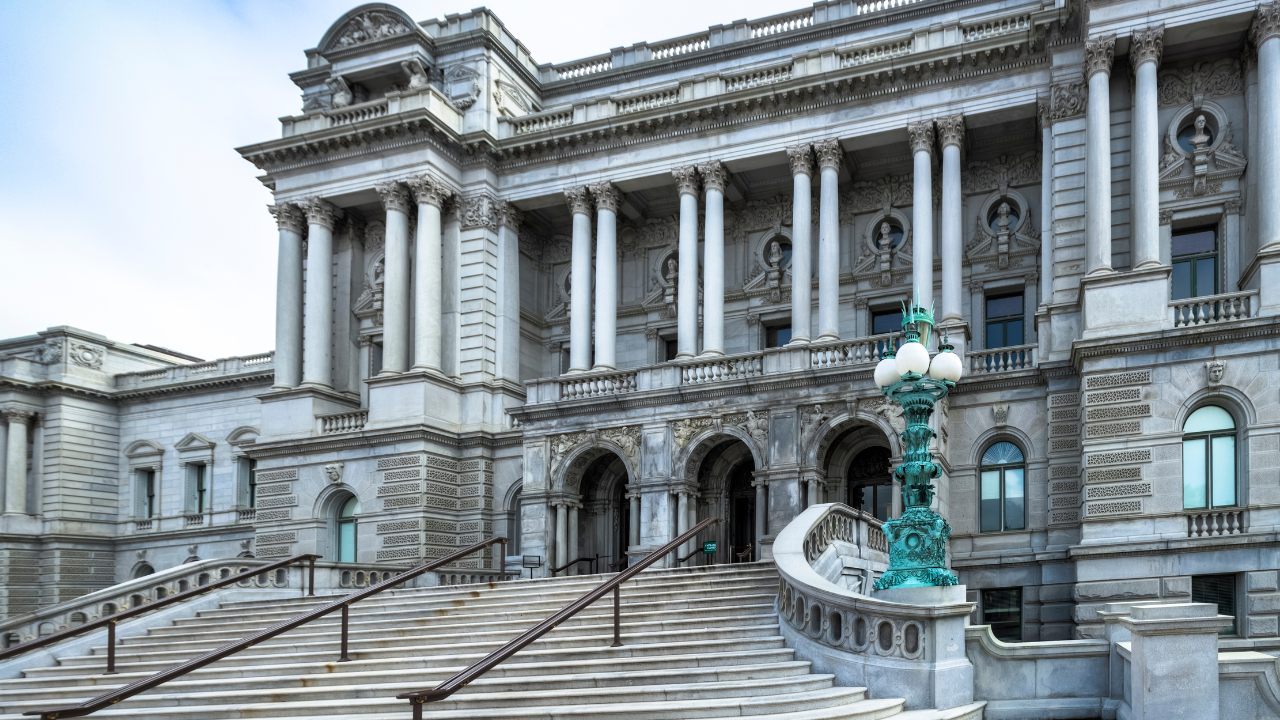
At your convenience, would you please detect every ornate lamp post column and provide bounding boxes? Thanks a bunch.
[871,301,963,590]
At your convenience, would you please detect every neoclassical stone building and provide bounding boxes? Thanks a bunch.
[3,0,1280,644]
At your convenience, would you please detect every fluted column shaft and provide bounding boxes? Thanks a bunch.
[591,183,620,370]
[787,146,814,343]
[1256,9,1280,252]
[938,115,964,322]
[408,176,451,373]
[5,410,30,515]
[674,167,701,358]
[908,121,936,307]
[815,139,841,340]
[1085,35,1116,275]
[269,204,305,389]
[302,198,342,388]
[1131,27,1164,269]
[376,182,412,374]
[566,187,594,373]
[701,162,728,356]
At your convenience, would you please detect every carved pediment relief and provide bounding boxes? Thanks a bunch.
[321,8,414,52]
[495,77,534,118]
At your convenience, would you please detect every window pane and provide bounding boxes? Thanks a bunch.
[982,442,1025,465]
[1185,406,1234,433]
[1003,468,1025,531]
[981,471,1003,532]
[338,522,356,563]
[875,484,892,522]
[873,311,903,335]
[858,485,874,515]
[1172,229,1216,256]
[1211,435,1236,507]
[664,340,678,361]
[1006,319,1024,347]
[986,322,1004,349]
[1192,574,1236,635]
[1172,261,1192,301]
[1183,438,1208,508]
[986,294,1023,319]
[1195,257,1217,297]
[981,588,1023,642]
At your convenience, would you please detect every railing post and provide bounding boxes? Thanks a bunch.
[308,556,316,596]
[338,604,351,662]
[499,539,506,575]
[105,619,117,675]
[612,585,623,647]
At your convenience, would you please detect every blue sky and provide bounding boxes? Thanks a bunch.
[0,0,788,360]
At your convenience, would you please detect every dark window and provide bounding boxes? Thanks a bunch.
[847,447,894,521]
[985,293,1024,349]
[765,325,792,348]
[247,458,258,508]
[872,309,903,335]
[664,339,679,362]
[980,442,1025,532]
[1192,574,1236,635]
[982,588,1023,642]
[194,464,207,513]
[1171,226,1218,301]
[142,470,156,518]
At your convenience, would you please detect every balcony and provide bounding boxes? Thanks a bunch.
[115,352,273,393]
[1170,290,1258,328]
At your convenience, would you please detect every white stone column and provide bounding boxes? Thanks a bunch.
[814,139,842,341]
[4,409,30,515]
[627,492,640,548]
[1131,26,1165,269]
[1085,34,1116,275]
[567,503,580,575]
[937,115,964,322]
[496,202,523,383]
[752,476,767,548]
[554,502,567,570]
[806,477,821,507]
[268,203,305,389]
[1039,99,1054,306]
[302,198,342,388]
[908,120,936,307]
[565,187,594,373]
[699,161,728,355]
[1254,6,1280,253]
[375,182,412,374]
[408,175,451,373]
[673,167,701,358]
[787,145,814,343]
[676,490,690,558]
[590,183,621,370]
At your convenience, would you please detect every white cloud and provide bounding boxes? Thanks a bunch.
[0,0,788,360]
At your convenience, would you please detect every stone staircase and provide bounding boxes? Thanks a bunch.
[0,562,982,720]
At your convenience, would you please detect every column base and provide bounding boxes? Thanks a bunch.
[591,363,618,371]
[785,337,811,346]
[697,350,724,358]
[816,333,840,342]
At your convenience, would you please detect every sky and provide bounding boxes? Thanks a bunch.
[0,0,790,361]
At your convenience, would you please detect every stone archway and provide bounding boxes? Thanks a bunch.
[574,452,630,573]
[808,410,900,519]
[682,432,762,565]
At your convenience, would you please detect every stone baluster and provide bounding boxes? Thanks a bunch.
[787,144,814,344]
[408,174,452,374]
[4,409,32,515]
[908,120,936,307]
[268,203,306,389]
[1085,34,1116,275]
[814,139,842,340]
[590,182,621,370]
[301,198,343,388]
[700,161,729,356]
[565,186,594,373]
[673,166,701,358]
[375,181,413,374]
[937,115,964,323]
[1131,26,1165,269]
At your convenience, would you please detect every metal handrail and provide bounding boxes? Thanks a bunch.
[550,555,598,575]
[675,545,706,565]
[0,553,320,671]
[397,517,724,717]
[28,538,508,720]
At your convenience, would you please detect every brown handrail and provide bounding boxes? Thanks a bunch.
[28,538,508,720]
[398,517,723,717]
[0,553,319,671]
[550,556,597,575]
[675,544,706,565]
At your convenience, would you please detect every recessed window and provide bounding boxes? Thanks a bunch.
[136,470,157,519]
[980,442,1025,532]
[1183,406,1236,509]
[664,339,679,362]
[872,308,903,335]
[337,496,360,563]
[1171,226,1218,301]
[241,458,258,508]
[1192,574,1236,635]
[985,293,1024,349]
[981,587,1023,642]
[765,324,792,348]
[987,201,1020,235]
[186,464,208,514]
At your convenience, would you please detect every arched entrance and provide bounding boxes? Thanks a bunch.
[570,450,630,574]
[690,438,759,564]
[811,414,899,521]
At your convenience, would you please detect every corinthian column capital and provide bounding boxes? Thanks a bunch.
[813,138,843,171]
[1130,25,1164,70]
[406,174,452,209]
[3,407,33,424]
[907,120,935,156]
[671,166,700,197]
[374,181,413,215]
[935,114,965,149]
[589,182,622,214]
[786,144,813,177]
[302,197,343,231]
[564,185,593,216]
[1084,34,1116,79]
[1253,2,1280,45]
[268,203,307,235]
[698,160,729,193]
[498,200,524,230]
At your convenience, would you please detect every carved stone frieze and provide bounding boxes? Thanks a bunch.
[814,138,843,170]
[935,114,965,149]
[564,185,593,216]
[1084,34,1116,79]
[672,165,701,197]
[1050,81,1086,121]
[459,193,500,231]
[1130,25,1164,70]
[268,203,307,235]
[68,342,105,370]
[800,404,832,441]
[907,121,934,155]
[442,64,482,111]
[589,182,622,214]
[1037,96,1050,132]
[699,160,729,193]
[498,201,523,230]
[672,417,713,448]
[551,432,586,469]
[374,181,412,215]
[844,175,913,216]
[787,144,814,177]
[35,340,62,365]
[1157,59,1244,107]
[600,426,641,461]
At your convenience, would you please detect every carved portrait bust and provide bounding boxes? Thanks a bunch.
[324,462,344,483]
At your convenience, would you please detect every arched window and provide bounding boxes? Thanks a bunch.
[1183,406,1236,509]
[132,563,155,579]
[980,442,1025,532]
[337,496,361,563]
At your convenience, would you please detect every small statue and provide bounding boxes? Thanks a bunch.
[324,462,344,483]
[665,257,678,283]
[995,202,1012,233]
[401,59,430,89]
[768,240,783,268]
[327,76,353,108]
[746,410,768,447]
[1191,115,1211,150]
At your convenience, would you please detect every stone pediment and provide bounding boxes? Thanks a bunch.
[319,4,415,53]
[174,432,215,452]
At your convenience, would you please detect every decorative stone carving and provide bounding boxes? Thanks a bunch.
[4,408,33,424]
[497,201,523,230]
[401,58,430,89]
[551,432,585,469]
[672,166,700,197]
[35,340,62,365]
[564,185,593,216]
[459,193,500,231]
[328,10,411,49]
[268,203,307,235]
[845,175,913,217]
[1036,96,1050,132]
[961,152,1040,195]
[907,121,934,155]
[645,327,659,340]
[407,174,452,209]
[324,462,344,483]
[326,76,353,108]
[1157,59,1244,107]
[375,181,412,215]
[600,426,640,461]
[1050,81,1087,121]
[302,197,343,232]
[935,114,965,149]
[993,404,1009,426]
[68,342,104,369]
[1252,2,1280,46]
[1206,359,1226,385]
[672,418,713,448]
[873,398,906,434]
[1130,25,1164,69]
[1084,34,1116,79]
[1159,209,1174,224]
[801,404,831,441]
[1224,197,1243,214]
[1159,133,1184,178]
[814,138,843,170]
[1215,123,1247,169]
[787,144,813,177]
[698,160,729,193]
[442,64,482,110]
[589,182,621,213]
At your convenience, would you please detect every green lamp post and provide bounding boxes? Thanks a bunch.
[871,300,963,590]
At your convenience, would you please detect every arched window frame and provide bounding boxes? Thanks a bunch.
[1182,405,1238,510]
[979,441,1026,533]
[336,496,360,563]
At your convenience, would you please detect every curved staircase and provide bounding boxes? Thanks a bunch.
[0,563,982,719]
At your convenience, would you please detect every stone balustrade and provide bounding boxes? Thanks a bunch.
[676,353,765,385]
[839,36,913,67]
[318,409,368,434]
[808,334,896,369]
[115,351,274,392]
[750,9,814,37]
[616,88,680,115]
[652,32,711,60]
[1170,290,1258,328]
[1186,508,1247,537]
[724,64,792,92]
[856,0,922,16]
[968,343,1035,375]
[559,369,639,400]
[961,13,1032,42]
[551,54,613,80]
[327,97,389,126]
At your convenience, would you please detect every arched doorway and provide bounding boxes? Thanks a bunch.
[573,452,629,574]
[846,447,894,521]
[813,417,898,521]
[691,438,758,565]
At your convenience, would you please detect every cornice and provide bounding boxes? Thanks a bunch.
[1070,316,1280,367]
[237,109,464,175]
[0,371,275,404]
[246,424,521,457]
